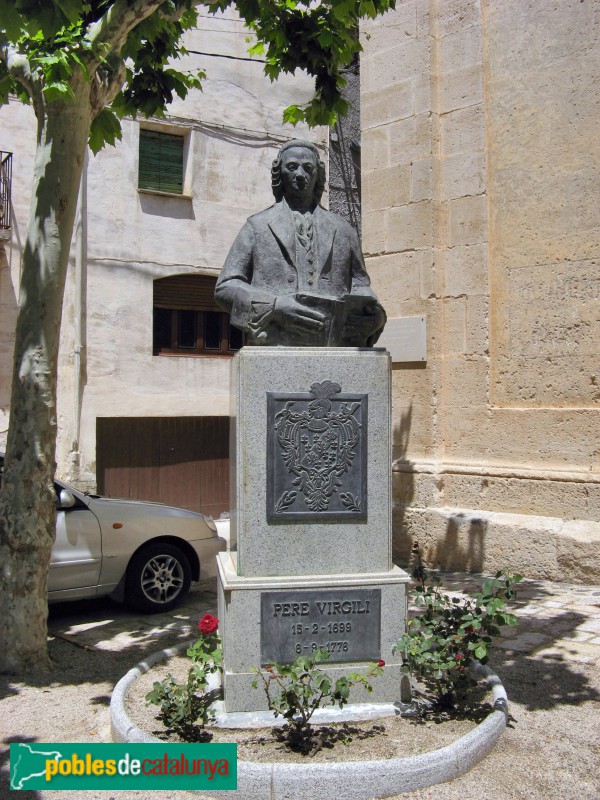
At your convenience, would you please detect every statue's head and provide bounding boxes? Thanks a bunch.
[271,140,326,204]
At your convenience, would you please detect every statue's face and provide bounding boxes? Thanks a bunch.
[280,146,318,203]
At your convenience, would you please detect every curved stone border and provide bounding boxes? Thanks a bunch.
[111,645,508,800]
[111,642,192,744]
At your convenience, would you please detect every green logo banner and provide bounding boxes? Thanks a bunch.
[10,742,237,791]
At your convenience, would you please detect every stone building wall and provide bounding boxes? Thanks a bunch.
[361,0,600,582]
[328,65,362,236]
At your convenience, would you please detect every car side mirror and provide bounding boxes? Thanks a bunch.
[58,489,76,510]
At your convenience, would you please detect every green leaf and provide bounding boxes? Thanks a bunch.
[43,81,74,102]
[35,55,63,67]
[318,30,333,47]
[332,0,357,21]
[70,52,89,81]
[248,41,265,57]
[55,0,84,26]
[282,104,305,125]
[0,69,18,106]
[474,644,487,660]
[360,1,379,19]
[89,108,122,154]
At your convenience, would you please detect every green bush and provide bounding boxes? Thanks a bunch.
[253,649,384,754]
[393,543,521,709]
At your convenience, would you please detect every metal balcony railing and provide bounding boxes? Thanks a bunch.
[0,151,13,233]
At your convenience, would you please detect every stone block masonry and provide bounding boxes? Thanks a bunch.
[361,0,600,581]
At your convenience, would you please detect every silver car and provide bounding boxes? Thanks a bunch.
[0,455,227,612]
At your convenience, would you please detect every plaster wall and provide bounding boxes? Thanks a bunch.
[361,0,600,581]
[0,10,326,486]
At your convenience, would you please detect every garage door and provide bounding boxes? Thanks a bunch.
[96,417,229,519]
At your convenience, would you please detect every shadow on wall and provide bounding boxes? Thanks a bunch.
[138,192,196,220]
[428,512,486,573]
[389,392,486,574]
[391,402,414,569]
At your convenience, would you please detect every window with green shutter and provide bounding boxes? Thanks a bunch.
[139,129,184,194]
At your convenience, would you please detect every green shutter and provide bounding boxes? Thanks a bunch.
[139,129,184,194]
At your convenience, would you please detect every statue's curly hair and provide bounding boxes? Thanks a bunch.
[271,139,326,204]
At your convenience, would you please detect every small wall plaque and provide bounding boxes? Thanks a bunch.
[260,588,381,664]
[376,315,427,363]
[267,380,367,522]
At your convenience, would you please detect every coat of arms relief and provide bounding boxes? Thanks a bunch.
[267,381,367,522]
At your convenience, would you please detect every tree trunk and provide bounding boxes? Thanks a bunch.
[0,82,92,672]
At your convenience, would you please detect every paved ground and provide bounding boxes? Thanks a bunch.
[441,572,600,665]
[1,572,599,799]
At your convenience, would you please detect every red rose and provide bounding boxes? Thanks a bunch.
[377,659,385,667]
[455,653,464,662]
[198,613,219,635]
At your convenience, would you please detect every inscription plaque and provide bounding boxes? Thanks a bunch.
[260,588,381,664]
[267,380,367,522]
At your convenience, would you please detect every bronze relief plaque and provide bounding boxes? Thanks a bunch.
[267,380,367,522]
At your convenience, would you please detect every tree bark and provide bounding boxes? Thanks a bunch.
[0,81,93,672]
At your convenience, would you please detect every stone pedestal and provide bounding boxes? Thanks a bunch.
[217,553,408,711]
[218,347,409,713]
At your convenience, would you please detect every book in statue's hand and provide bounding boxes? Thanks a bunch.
[295,293,347,346]
[343,293,380,317]
[341,295,384,346]
[295,292,382,346]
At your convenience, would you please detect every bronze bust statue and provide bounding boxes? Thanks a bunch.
[215,139,386,347]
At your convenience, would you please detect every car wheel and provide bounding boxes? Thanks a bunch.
[125,543,192,613]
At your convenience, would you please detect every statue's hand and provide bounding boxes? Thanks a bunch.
[273,295,326,333]
[344,301,385,337]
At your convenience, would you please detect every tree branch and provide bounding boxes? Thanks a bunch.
[0,43,34,96]
[91,55,127,116]
[0,42,45,115]
[85,0,168,69]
